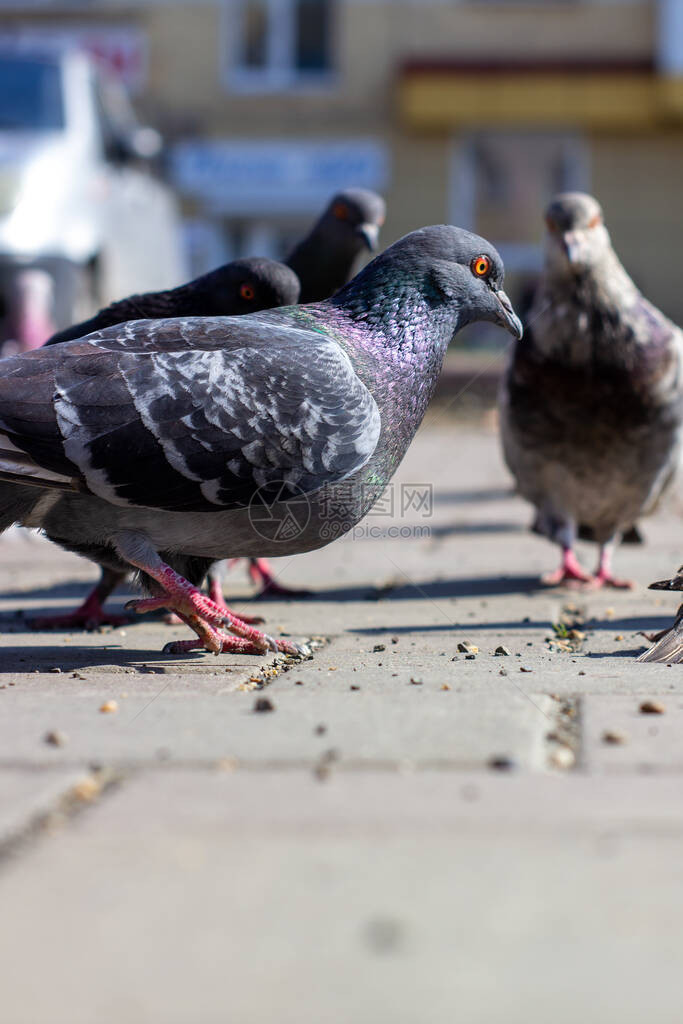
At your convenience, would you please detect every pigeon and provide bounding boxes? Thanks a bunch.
[0,225,521,658]
[45,258,300,346]
[33,257,300,628]
[286,188,386,303]
[638,569,683,663]
[500,192,683,588]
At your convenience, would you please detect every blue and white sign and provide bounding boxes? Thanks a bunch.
[171,139,390,214]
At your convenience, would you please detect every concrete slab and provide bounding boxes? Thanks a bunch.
[581,693,683,773]
[0,771,682,1024]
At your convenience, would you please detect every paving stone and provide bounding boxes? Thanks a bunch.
[0,771,682,1024]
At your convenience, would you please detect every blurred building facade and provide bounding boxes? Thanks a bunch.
[2,0,683,320]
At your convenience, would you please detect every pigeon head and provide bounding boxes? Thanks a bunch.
[340,224,522,342]
[544,192,610,275]
[202,258,301,315]
[319,188,387,254]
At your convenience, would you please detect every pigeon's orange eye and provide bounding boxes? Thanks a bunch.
[472,255,491,278]
[588,213,602,229]
[240,283,255,300]
[333,202,349,221]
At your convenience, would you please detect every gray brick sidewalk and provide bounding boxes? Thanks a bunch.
[1,419,682,1023]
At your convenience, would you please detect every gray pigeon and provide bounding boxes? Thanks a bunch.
[286,188,386,303]
[45,258,300,346]
[500,192,683,588]
[0,225,521,657]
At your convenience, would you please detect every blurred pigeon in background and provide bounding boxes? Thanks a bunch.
[45,258,300,346]
[500,192,683,588]
[0,225,522,657]
[33,256,300,628]
[286,188,386,303]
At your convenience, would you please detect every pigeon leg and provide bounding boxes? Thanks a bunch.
[114,531,303,656]
[590,543,634,590]
[541,547,593,587]
[206,567,265,624]
[32,567,130,629]
[248,557,312,599]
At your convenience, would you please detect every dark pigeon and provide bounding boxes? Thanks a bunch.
[45,258,300,346]
[500,192,683,589]
[0,225,522,657]
[286,188,386,303]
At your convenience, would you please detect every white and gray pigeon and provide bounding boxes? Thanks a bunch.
[0,225,521,658]
[500,192,683,588]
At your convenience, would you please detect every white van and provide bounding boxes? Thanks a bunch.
[0,47,185,350]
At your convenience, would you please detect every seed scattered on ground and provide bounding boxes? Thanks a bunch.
[465,654,476,660]
[372,644,386,653]
[253,697,274,713]
[519,666,532,673]
[602,729,628,745]
[499,668,508,676]
[315,724,327,735]
[72,777,100,802]
[457,642,478,654]
[494,645,510,656]
[410,676,423,685]
[44,730,67,747]
[488,755,517,772]
[640,699,666,715]
[441,683,451,691]
[49,667,62,674]
[550,745,575,770]
[614,635,624,641]
[391,637,399,644]
[295,680,304,686]
[99,700,118,714]
[350,684,360,691]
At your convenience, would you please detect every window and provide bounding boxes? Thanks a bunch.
[450,131,589,339]
[0,55,64,131]
[229,0,334,91]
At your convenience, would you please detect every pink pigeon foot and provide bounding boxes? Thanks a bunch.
[32,581,130,630]
[541,548,593,587]
[248,558,312,599]
[588,547,634,590]
[125,560,305,656]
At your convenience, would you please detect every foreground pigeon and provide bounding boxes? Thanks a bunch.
[45,258,300,346]
[500,192,683,588]
[0,225,521,657]
[34,257,300,628]
[286,188,385,303]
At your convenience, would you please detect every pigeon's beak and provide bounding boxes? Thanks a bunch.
[495,289,523,340]
[356,222,380,251]
[562,231,583,266]
[648,572,683,592]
